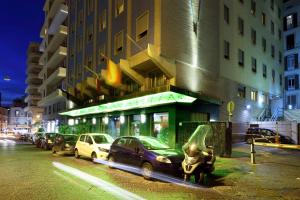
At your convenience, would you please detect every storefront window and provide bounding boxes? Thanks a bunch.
[153,113,169,144]
[108,117,120,138]
[131,115,141,136]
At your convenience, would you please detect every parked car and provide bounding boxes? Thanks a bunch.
[41,133,56,150]
[52,134,78,155]
[108,136,184,179]
[245,128,294,144]
[75,133,114,161]
[33,132,44,147]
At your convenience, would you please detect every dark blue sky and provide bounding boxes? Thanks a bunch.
[0,0,44,106]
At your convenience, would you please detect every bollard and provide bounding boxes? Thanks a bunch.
[250,138,256,164]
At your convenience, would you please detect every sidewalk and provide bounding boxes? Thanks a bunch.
[210,143,300,199]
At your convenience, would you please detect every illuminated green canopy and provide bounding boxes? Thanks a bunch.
[60,91,197,117]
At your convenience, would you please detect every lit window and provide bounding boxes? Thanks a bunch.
[15,110,20,116]
[114,30,124,55]
[237,86,246,98]
[136,11,149,41]
[286,15,293,29]
[99,9,107,31]
[115,0,124,17]
[288,76,295,89]
[251,90,258,102]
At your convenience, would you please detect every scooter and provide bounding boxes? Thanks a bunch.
[181,125,216,185]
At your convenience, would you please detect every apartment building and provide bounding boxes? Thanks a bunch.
[283,0,300,109]
[62,0,283,147]
[24,43,43,127]
[7,107,30,134]
[38,0,68,132]
[0,107,8,132]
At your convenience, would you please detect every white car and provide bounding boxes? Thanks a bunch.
[75,133,114,161]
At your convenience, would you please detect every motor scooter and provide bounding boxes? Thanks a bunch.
[182,125,216,184]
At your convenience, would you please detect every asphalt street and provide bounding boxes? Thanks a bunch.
[0,139,299,200]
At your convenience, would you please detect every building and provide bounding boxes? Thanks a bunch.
[283,0,300,110]
[38,0,68,132]
[7,107,30,134]
[0,107,8,133]
[62,0,283,148]
[24,42,43,129]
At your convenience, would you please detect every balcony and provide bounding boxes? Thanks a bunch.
[43,67,66,88]
[48,4,68,35]
[46,25,68,53]
[38,89,64,107]
[25,95,42,103]
[39,37,46,52]
[27,63,42,74]
[46,46,67,70]
[25,85,39,95]
[24,106,43,113]
[25,73,42,85]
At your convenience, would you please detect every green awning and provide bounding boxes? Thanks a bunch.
[59,91,196,117]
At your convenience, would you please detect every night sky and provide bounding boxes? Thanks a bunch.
[0,1,44,106]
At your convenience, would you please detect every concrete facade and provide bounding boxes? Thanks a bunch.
[66,0,283,125]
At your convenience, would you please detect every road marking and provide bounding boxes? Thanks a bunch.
[53,162,145,200]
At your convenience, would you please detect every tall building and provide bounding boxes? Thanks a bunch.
[38,0,68,132]
[62,0,283,147]
[7,107,30,134]
[25,42,43,127]
[283,0,300,109]
[0,107,8,133]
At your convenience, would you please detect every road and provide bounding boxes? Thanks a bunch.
[0,139,300,200]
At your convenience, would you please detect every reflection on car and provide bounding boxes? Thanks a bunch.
[108,136,184,179]
[75,133,114,162]
[52,134,78,155]
[245,128,294,144]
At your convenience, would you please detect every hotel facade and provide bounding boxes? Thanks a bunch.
[62,0,283,147]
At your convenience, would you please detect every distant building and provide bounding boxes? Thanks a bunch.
[0,107,8,132]
[283,0,300,109]
[38,0,68,132]
[8,107,30,134]
[62,0,283,147]
[25,42,43,127]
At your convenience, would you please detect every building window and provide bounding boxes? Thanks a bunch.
[270,0,274,10]
[136,11,149,41]
[263,64,267,78]
[114,30,124,55]
[261,12,266,25]
[287,95,296,107]
[251,28,256,45]
[224,40,230,59]
[271,21,274,35]
[272,69,275,83]
[252,57,257,73]
[237,85,246,98]
[271,45,275,58]
[99,9,107,31]
[87,0,94,14]
[238,49,244,66]
[251,90,258,102]
[286,34,295,50]
[278,29,282,40]
[87,25,93,42]
[15,110,20,116]
[278,7,281,19]
[224,5,229,24]
[284,14,297,30]
[115,0,124,17]
[262,37,266,52]
[238,17,244,35]
[251,0,256,15]
[279,51,282,64]
[288,76,295,89]
[279,74,282,86]
[98,44,106,64]
[286,54,298,70]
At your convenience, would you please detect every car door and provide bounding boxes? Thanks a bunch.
[85,136,94,157]
[77,135,86,156]
[111,138,128,164]
[125,138,143,167]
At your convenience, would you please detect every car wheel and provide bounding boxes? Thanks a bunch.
[52,147,56,154]
[142,162,153,180]
[75,149,80,159]
[91,152,97,163]
[108,156,115,169]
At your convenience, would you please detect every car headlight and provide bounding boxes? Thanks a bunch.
[65,144,70,148]
[98,147,109,153]
[48,139,52,143]
[156,156,171,164]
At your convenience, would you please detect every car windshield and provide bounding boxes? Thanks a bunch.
[63,135,77,142]
[139,137,170,150]
[93,135,113,144]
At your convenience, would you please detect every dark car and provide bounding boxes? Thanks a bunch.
[52,134,78,155]
[108,136,184,179]
[34,132,44,148]
[41,133,56,150]
[245,128,294,144]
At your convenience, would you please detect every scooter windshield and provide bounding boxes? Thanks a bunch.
[182,125,213,154]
